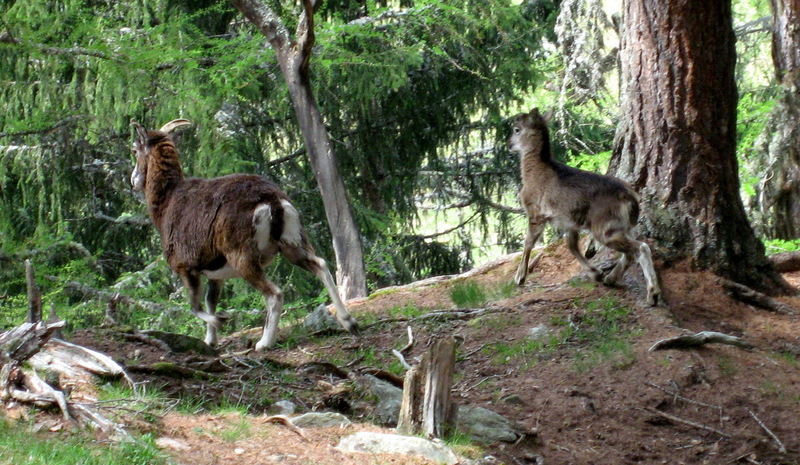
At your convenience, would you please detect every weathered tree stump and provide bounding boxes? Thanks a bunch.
[397,336,457,438]
[25,259,42,324]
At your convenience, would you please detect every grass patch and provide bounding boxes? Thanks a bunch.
[482,295,637,371]
[215,413,254,442]
[0,419,169,465]
[450,280,488,307]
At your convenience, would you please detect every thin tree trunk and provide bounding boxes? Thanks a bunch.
[229,0,367,299]
[763,0,800,239]
[611,0,792,295]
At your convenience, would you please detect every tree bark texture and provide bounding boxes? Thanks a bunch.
[229,0,367,299]
[611,0,792,294]
[762,0,800,239]
[397,337,457,439]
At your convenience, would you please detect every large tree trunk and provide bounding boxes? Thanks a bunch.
[762,0,800,239]
[229,0,367,299]
[611,0,792,295]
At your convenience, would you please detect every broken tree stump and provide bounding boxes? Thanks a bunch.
[397,336,457,438]
[25,259,42,324]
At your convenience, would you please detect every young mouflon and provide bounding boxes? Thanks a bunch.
[508,108,660,306]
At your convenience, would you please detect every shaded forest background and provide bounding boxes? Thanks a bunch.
[0,0,795,335]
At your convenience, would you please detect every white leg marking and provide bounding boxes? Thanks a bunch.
[256,293,283,351]
[313,257,358,334]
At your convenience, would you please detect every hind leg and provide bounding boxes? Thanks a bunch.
[566,230,602,281]
[281,245,359,336]
[603,235,660,306]
[635,241,660,306]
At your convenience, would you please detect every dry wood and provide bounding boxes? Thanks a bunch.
[768,251,800,273]
[720,278,799,315]
[649,331,754,352]
[392,349,413,370]
[643,407,731,437]
[263,414,307,439]
[0,321,66,363]
[747,408,786,454]
[644,382,722,411]
[400,325,415,354]
[25,259,42,323]
[397,337,457,438]
[28,338,134,387]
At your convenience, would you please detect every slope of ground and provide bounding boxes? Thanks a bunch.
[54,242,800,464]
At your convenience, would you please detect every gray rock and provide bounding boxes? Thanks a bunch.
[359,374,403,426]
[140,330,217,356]
[336,432,459,465]
[302,304,339,333]
[456,406,521,444]
[291,412,351,428]
[271,400,296,415]
[527,324,550,341]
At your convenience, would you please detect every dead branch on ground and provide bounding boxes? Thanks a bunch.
[747,409,786,454]
[649,331,754,352]
[642,407,731,438]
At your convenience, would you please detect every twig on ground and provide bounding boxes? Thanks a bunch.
[391,349,413,370]
[263,414,306,439]
[400,325,414,354]
[747,408,786,454]
[649,331,754,352]
[644,382,723,411]
[642,407,731,438]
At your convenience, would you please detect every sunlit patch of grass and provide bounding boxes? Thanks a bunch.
[216,413,254,442]
[450,280,488,308]
[0,418,168,465]
[387,303,427,319]
[482,295,638,371]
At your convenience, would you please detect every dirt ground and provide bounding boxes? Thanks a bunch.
[58,243,800,464]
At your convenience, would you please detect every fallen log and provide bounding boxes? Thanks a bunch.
[768,251,800,273]
[649,331,754,352]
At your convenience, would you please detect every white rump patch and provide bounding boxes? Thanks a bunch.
[253,204,273,252]
[281,200,303,246]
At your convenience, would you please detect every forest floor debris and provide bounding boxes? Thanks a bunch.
[4,242,800,464]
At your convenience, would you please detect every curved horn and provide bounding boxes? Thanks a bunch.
[159,119,192,134]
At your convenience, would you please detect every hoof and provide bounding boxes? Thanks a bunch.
[342,318,360,337]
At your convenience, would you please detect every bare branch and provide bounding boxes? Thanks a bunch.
[747,409,786,454]
[642,407,731,438]
[296,0,321,74]
[229,0,291,51]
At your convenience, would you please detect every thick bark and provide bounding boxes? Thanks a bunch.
[229,0,367,299]
[764,0,800,239]
[611,0,792,294]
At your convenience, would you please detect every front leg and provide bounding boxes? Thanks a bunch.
[515,221,546,285]
[179,272,223,344]
[204,279,223,346]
